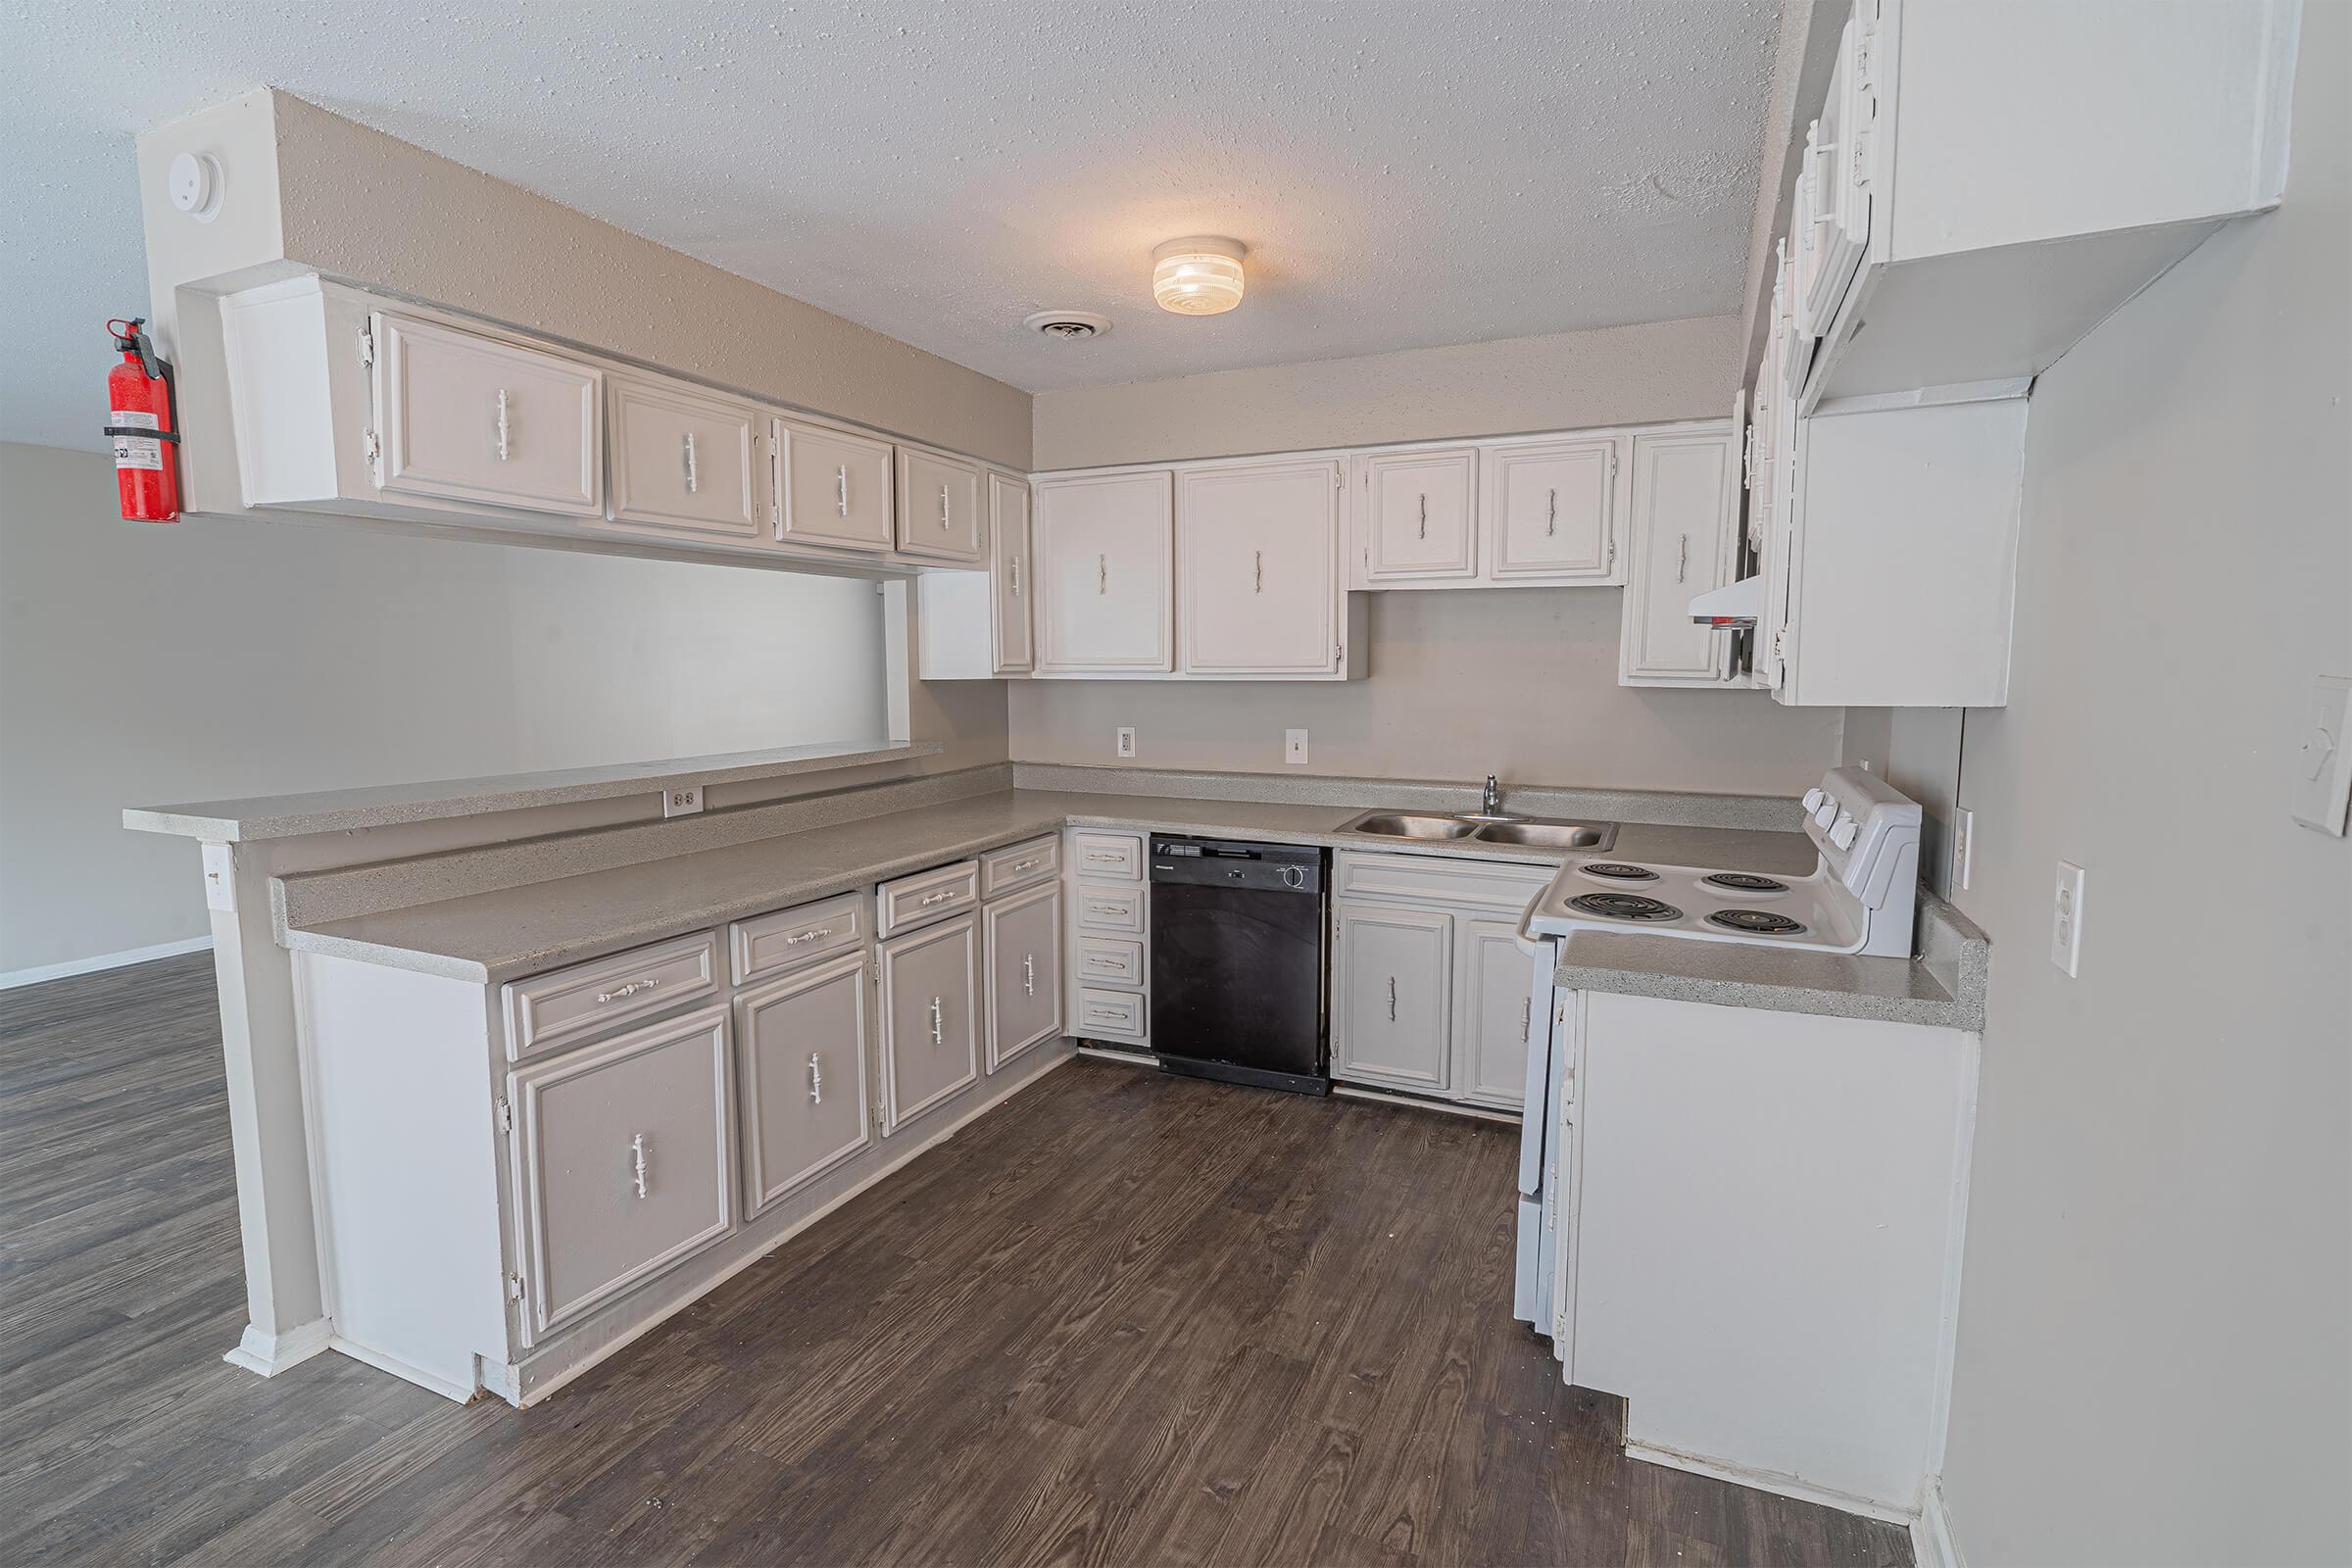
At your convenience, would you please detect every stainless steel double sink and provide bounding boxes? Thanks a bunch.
[1338,809,1615,852]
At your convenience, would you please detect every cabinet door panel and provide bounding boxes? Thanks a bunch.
[1334,903,1452,1092]
[1457,918,1534,1109]
[605,377,761,540]
[1362,450,1476,580]
[990,472,1035,672]
[374,312,601,516]
[1034,471,1173,672]
[1179,461,1339,674]
[1623,429,1739,683]
[896,447,984,562]
[985,884,1062,1071]
[509,1005,734,1346]
[735,952,871,1213]
[878,913,979,1132]
[778,419,894,553]
[1486,438,1614,579]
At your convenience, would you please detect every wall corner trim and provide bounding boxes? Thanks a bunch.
[1911,1477,1966,1568]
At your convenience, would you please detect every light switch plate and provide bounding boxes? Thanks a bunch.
[2050,860,2086,978]
[200,842,236,912]
[1115,726,1137,760]
[1948,808,1974,892]
[662,783,705,818]
[1285,728,1309,765]
[2290,675,2352,835]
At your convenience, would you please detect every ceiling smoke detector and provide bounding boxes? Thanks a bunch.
[1024,310,1111,341]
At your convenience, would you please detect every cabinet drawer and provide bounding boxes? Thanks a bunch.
[1333,851,1555,915]
[508,1004,735,1347]
[730,891,866,986]
[877,859,981,937]
[1074,935,1144,988]
[1073,881,1147,934]
[980,835,1059,900]
[1076,987,1147,1041]
[504,931,719,1062]
[1071,831,1145,881]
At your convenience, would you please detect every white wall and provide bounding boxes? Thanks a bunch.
[0,442,892,977]
[1007,587,1843,795]
[1934,9,2351,1563]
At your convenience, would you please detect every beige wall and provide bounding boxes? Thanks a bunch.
[1933,10,2351,1563]
[1032,315,1741,469]
[1008,589,1841,795]
[0,443,921,977]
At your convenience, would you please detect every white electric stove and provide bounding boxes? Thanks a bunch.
[1511,768,1924,1340]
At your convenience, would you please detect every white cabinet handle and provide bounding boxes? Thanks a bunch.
[683,430,699,494]
[783,925,832,946]
[1388,975,1397,1021]
[1677,532,1690,583]
[1546,487,1557,537]
[494,388,511,462]
[1009,554,1022,597]
[1086,955,1119,969]
[940,484,951,530]
[836,465,849,516]
[596,977,660,1004]
[1098,554,1107,595]
[929,997,945,1046]
[1254,550,1263,593]
[1023,954,1036,997]
[1520,996,1532,1044]
[808,1053,823,1105]
[629,1132,650,1199]
[1087,902,1123,917]
[1417,494,1427,539]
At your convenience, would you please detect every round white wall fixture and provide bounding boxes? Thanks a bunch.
[1024,310,1111,341]
[1152,237,1246,316]
[168,152,224,222]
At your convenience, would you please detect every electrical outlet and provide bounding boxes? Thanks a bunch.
[1115,727,1137,760]
[1949,808,1975,892]
[1285,728,1309,765]
[662,783,705,818]
[2049,860,2086,977]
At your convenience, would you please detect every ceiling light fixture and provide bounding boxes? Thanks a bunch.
[1152,237,1247,316]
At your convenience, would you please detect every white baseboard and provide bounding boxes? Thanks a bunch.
[221,1316,331,1377]
[1623,1440,1918,1527]
[327,1335,480,1404]
[1,935,213,992]
[1912,1476,1964,1568]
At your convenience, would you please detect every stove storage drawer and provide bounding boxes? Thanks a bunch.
[1334,851,1555,915]
[503,931,721,1062]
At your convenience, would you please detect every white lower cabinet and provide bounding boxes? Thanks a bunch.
[1331,851,1555,1110]
[508,1004,736,1347]
[1065,828,1148,1046]
[1333,903,1453,1094]
[983,882,1062,1072]
[733,951,871,1215]
[877,910,980,1133]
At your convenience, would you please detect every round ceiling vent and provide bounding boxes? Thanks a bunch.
[1024,310,1111,341]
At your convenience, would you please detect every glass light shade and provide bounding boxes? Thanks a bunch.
[1152,238,1247,316]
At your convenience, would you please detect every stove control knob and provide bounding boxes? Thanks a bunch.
[1829,814,1859,850]
[1801,787,1826,814]
[1812,797,1839,828]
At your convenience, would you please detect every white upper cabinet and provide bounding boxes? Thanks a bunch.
[1483,436,1620,582]
[1360,449,1476,581]
[773,417,894,554]
[989,471,1034,674]
[602,375,762,543]
[1178,460,1342,677]
[1790,15,1874,345]
[1034,471,1173,674]
[895,445,984,564]
[370,311,601,516]
[1619,425,1740,687]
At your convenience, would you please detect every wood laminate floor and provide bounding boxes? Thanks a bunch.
[0,952,1912,1567]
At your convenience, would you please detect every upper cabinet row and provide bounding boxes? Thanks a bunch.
[221,276,998,571]
[1357,436,1621,588]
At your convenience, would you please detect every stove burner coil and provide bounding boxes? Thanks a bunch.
[1701,871,1788,894]
[1567,892,1684,922]
[1578,862,1660,882]
[1704,908,1807,935]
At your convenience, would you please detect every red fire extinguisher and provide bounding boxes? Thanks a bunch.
[106,318,181,522]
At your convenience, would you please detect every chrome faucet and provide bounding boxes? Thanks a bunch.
[1465,772,1520,822]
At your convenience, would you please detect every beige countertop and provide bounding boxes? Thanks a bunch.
[283,787,1980,1029]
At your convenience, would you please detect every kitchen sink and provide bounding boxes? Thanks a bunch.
[1472,820,1610,849]
[1341,811,1481,841]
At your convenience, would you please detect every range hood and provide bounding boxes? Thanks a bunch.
[1689,573,1761,629]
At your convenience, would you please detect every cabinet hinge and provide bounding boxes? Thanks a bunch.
[362,429,380,479]
[355,325,374,368]
[506,1270,525,1302]
[1606,538,1617,566]
[494,1097,513,1135]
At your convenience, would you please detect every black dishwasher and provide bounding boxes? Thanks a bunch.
[1148,836,1329,1095]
